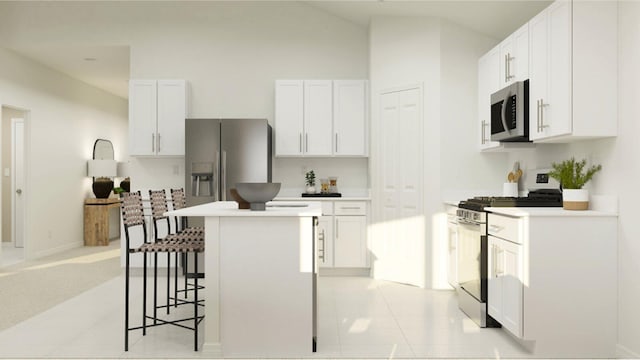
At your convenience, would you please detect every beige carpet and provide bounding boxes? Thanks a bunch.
[0,241,122,331]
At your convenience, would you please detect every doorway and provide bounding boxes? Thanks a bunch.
[1,105,29,267]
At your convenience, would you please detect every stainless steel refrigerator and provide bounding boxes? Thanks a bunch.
[184,118,272,274]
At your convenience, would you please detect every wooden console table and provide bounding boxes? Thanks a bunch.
[84,198,121,246]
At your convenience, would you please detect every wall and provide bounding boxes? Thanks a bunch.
[369,16,501,288]
[1,107,24,243]
[503,2,639,356]
[0,2,370,194]
[0,48,128,259]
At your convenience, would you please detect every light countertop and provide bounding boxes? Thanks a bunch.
[486,207,617,218]
[275,196,370,202]
[164,201,322,217]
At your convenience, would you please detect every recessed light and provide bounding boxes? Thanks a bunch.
[84,57,97,61]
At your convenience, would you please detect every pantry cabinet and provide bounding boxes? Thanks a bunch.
[528,0,617,142]
[275,79,368,157]
[129,79,187,156]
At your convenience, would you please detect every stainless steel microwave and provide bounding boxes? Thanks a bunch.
[490,80,530,142]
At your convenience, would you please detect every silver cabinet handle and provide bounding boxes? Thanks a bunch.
[339,206,361,210]
[496,248,504,276]
[335,221,339,238]
[537,99,541,132]
[489,224,503,233]
[318,229,325,262]
[305,133,308,153]
[539,99,548,131]
[221,151,227,201]
[335,133,338,153]
[152,133,155,153]
[299,133,302,153]
[214,151,220,201]
[504,54,509,83]
[157,133,161,153]
[481,120,485,145]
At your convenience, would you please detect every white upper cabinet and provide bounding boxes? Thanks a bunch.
[499,23,529,88]
[275,79,369,157]
[529,0,617,142]
[275,80,304,156]
[333,80,368,156]
[304,80,333,156]
[129,79,187,156]
[478,46,501,151]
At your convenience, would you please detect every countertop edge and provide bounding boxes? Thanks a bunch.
[275,197,371,201]
[165,201,323,217]
[485,207,618,217]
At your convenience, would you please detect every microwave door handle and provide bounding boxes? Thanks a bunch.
[500,90,511,134]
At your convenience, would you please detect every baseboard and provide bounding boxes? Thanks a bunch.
[202,342,222,357]
[319,267,371,277]
[30,241,83,260]
[616,344,640,359]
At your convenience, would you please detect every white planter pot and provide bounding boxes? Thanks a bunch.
[563,189,589,210]
[305,185,316,194]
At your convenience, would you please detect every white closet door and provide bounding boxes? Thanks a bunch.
[375,86,424,287]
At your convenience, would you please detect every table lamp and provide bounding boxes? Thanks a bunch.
[87,159,117,198]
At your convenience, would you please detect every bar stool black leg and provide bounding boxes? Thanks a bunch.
[143,252,148,335]
[194,252,199,351]
[174,253,178,308]
[153,252,158,325]
[125,250,130,351]
[184,255,188,299]
[166,252,170,315]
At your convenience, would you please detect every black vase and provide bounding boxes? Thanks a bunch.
[120,178,130,193]
[92,180,114,199]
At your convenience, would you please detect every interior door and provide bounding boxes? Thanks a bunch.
[12,119,25,248]
[375,86,424,287]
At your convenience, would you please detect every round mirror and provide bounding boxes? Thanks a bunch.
[93,139,114,160]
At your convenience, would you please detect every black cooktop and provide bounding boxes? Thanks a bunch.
[458,189,562,211]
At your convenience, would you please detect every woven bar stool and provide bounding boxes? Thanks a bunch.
[170,188,205,298]
[149,189,204,311]
[122,191,204,352]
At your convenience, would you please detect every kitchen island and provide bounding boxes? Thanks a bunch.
[165,201,322,357]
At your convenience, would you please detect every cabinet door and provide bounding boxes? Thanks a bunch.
[303,80,333,156]
[512,23,529,82]
[275,80,304,156]
[447,222,458,287]
[333,80,367,156]
[129,80,157,156]
[488,235,523,338]
[546,0,572,139]
[334,216,367,268]
[528,9,549,141]
[501,238,524,338]
[478,47,501,150]
[156,80,186,156]
[488,236,503,322]
[499,35,514,88]
[317,216,334,268]
[530,1,572,141]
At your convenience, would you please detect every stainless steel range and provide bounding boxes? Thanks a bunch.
[456,187,562,328]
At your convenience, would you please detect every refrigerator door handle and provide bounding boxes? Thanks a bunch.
[222,151,227,201]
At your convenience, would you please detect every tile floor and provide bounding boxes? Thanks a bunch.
[0,268,533,359]
[0,242,24,267]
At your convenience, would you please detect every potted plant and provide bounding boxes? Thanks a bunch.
[548,157,602,210]
[305,170,316,194]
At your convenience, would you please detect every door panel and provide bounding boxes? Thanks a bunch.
[129,80,157,155]
[157,80,186,156]
[12,119,25,248]
[275,80,304,156]
[304,80,333,156]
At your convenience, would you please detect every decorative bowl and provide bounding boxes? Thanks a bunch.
[234,182,281,211]
[229,188,250,209]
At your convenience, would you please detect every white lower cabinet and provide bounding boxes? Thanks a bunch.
[488,235,523,338]
[487,210,617,357]
[317,216,333,268]
[334,215,367,268]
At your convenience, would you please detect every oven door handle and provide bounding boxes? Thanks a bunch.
[457,219,482,227]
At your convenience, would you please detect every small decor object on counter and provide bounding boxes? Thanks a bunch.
[229,188,250,209]
[320,178,330,194]
[235,182,281,211]
[305,170,316,194]
[329,176,338,193]
[548,157,602,210]
[119,177,130,193]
